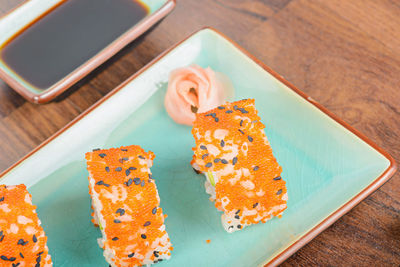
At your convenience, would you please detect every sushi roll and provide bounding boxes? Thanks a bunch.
[86,145,172,267]
[191,99,288,233]
[0,184,52,266]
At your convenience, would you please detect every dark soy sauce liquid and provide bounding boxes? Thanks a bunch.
[0,0,148,89]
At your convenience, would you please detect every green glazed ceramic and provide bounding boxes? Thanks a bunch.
[0,28,395,266]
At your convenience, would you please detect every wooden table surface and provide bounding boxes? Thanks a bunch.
[0,0,399,266]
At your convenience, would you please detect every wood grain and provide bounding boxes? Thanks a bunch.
[0,0,399,266]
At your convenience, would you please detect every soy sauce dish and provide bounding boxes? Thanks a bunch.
[0,0,175,103]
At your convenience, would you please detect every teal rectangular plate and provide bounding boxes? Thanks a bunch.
[0,28,396,266]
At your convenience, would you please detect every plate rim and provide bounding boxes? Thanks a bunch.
[0,27,397,266]
[0,0,176,103]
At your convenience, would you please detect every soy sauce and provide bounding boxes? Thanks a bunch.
[0,0,148,89]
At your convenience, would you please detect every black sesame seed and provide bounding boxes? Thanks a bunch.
[152,207,157,214]
[235,209,240,214]
[200,145,207,150]
[277,189,283,195]
[96,180,109,187]
[148,174,153,179]
[0,235,4,242]
[115,167,122,172]
[226,110,233,113]
[116,208,125,216]
[128,252,135,258]
[121,148,128,152]
[99,153,106,158]
[253,166,259,171]
[133,178,141,185]
[154,251,159,257]
[35,263,39,267]
[215,117,219,122]
[141,234,147,239]
[37,252,44,256]
[220,140,225,147]
[234,215,240,219]
[193,167,201,174]
[228,226,234,230]
[122,157,128,161]
[129,167,137,171]
[214,158,221,163]
[138,155,145,159]
[0,231,2,236]
[233,105,238,110]
[238,108,248,114]
[1,255,7,261]
[232,157,238,165]
[125,169,131,176]
[202,154,209,160]
[33,235,37,243]
[36,255,41,263]
[253,202,259,208]
[217,106,225,110]
[273,176,282,181]
[141,180,146,187]
[240,120,244,126]
[17,239,28,246]
[125,178,133,187]
[0,197,4,202]
[112,237,119,241]
[93,148,100,151]
[158,259,163,262]
[248,136,253,142]
[221,159,228,164]
[144,221,151,227]
[6,257,15,262]
[105,166,110,172]
[237,224,242,229]
[19,253,24,258]
[238,129,244,134]
[114,219,121,224]
[205,112,216,117]
[205,162,212,168]
[13,262,20,267]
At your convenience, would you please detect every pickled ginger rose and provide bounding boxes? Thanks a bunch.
[164,65,234,125]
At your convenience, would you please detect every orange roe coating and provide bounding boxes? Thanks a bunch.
[86,145,172,266]
[191,99,287,228]
[206,239,211,244]
[0,184,52,266]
